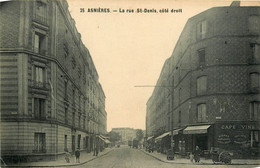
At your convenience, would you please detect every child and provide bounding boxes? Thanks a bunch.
[190,152,194,163]
[65,149,70,163]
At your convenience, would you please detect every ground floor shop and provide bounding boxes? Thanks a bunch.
[172,121,259,158]
[148,121,259,158]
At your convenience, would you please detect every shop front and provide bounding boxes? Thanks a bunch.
[155,132,170,154]
[214,121,260,158]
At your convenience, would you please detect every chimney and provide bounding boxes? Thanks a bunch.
[230,1,240,7]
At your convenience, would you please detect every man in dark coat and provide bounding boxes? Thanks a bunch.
[75,148,80,163]
[194,146,201,163]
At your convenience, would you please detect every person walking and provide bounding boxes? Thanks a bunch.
[75,148,80,163]
[194,146,201,163]
[64,149,70,163]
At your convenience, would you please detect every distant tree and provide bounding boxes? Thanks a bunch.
[136,129,144,142]
[108,131,121,144]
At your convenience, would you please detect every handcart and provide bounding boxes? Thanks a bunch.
[210,148,232,164]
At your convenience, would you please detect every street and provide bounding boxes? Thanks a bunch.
[75,146,256,168]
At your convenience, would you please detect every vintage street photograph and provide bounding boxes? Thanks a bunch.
[0,0,260,167]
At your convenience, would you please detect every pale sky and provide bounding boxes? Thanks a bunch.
[67,0,260,131]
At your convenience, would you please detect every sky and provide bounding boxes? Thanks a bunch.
[67,0,260,132]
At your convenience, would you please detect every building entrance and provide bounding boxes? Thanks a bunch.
[195,135,208,150]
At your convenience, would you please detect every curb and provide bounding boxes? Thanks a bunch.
[4,149,114,168]
[139,149,260,166]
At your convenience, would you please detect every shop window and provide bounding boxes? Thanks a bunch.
[198,49,205,68]
[34,133,46,153]
[249,102,260,120]
[251,131,260,147]
[34,33,46,55]
[64,135,67,150]
[197,20,207,40]
[34,98,45,119]
[197,76,207,95]
[249,72,259,91]
[250,43,260,64]
[197,104,207,123]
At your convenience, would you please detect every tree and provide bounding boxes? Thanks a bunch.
[136,129,144,142]
[108,131,121,145]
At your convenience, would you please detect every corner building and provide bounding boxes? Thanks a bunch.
[146,5,260,158]
[0,0,107,162]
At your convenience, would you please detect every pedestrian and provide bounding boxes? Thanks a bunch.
[194,146,201,163]
[189,152,194,163]
[64,149,70,163]
[75,148,80,163]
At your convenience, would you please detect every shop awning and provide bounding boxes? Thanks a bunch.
[155,132,170,141]
[172,128,182,136]
[98,136,111,144]
[183,125,211,134]
[147,136,154,141]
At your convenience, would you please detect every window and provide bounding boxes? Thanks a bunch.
[65,107,68,124]
[34,133,46,153]
[78,115,81,128]
[34,98,45,119]
[250,43,260,64]
[197,104,207,122]
[64,135,67,150]
[64,43,69,58]
[72,113,75,127]
[178,111,181,125]
[35,1,47,24]
[249,16,260,34]
[249,102,260,120]
[72,89,75,106]
[34,66,45,87]
[251,131,260,147]
[179,88,182,104]
[197,76,207,95]
[79,95,81,111]
[34,33,46,55]
[78,135,81,149]
[250,72,259,90]
[197,20,207,40]
[83,118,86,129]
[198,49,205,67]
[64,81,68,100]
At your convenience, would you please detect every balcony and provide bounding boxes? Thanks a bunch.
[30,80,48,90]
[33,14,48,26]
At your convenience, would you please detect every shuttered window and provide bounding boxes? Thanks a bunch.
[34,133,46,153]
[197,104,207,122]
[197,76,207,95]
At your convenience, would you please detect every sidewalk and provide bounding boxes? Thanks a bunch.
[4,148,113,167]
[140,149,260,165]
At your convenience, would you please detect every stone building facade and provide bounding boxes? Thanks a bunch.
[0,0,107,162]
[112,128,137,144]
[146,5,260,157]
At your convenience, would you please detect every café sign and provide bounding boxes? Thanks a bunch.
[221,124,257,130]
